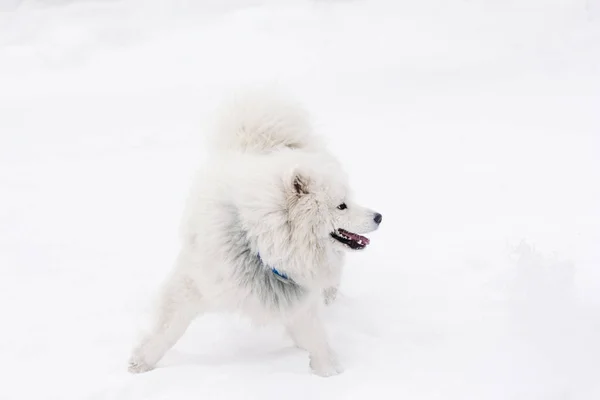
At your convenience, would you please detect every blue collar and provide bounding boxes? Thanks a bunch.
[271,267,289,280]
[257,253,291,282]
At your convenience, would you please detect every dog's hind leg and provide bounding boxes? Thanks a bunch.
[286,305,343,377]
[128,265,203,373]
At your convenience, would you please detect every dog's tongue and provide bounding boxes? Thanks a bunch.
[340,229,370,245]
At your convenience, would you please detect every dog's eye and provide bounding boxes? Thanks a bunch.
[337,203,347,210]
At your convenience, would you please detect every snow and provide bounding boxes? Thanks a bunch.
[1,0,599,399]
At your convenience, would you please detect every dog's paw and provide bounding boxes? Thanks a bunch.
[128,357,154,374]
[322,287,338,306]
[309,356,344,377]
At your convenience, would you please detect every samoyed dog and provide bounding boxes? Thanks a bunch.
[128,90,382,377]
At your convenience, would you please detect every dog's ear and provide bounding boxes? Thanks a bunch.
[293,173,310,196]
[284,166,312,197]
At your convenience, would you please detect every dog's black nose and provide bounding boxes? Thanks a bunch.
[374,213,382,224]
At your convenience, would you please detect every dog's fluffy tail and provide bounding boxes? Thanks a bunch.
[211,89,319,154]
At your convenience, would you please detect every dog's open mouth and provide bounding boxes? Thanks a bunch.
[331,228,370,250]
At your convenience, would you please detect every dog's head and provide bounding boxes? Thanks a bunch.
[283,153,381,253]
[232,151,381,280]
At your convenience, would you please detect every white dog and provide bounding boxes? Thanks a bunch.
[128,90,382,377]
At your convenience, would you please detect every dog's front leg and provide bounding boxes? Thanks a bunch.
[286,306,343,377]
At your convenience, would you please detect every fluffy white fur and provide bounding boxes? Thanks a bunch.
[128,90,381,377]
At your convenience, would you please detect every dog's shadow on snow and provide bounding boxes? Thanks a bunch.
[155,318,307,370]
[154,295,378,371]
[160,345,301,369]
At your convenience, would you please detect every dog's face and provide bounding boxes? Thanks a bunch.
[284,155,381,252]
[329,198,381,251]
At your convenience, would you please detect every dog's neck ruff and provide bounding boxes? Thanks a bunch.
[257,253,292,283]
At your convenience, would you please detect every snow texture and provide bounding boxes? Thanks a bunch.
[1,0,599,399]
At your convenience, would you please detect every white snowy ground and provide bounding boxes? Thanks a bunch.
[1,0,599,399]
